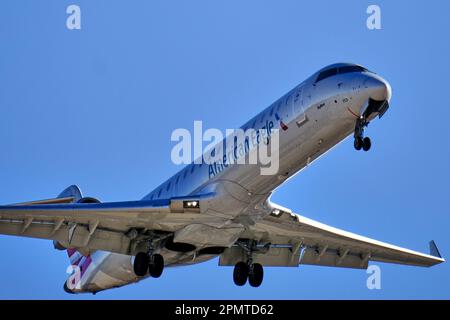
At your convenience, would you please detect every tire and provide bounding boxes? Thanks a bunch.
[133,252,149,277]
[248,263,264,288]
[233,262,249,286]
[354,137,363,151]
[362,137,371,152]
[149,254,164,278]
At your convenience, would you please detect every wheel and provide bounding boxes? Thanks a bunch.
[149,254,164,278]
[362,137,371,151]
[233,262,249,286]
[133,252,149,276]
[354,137,363,151]
[248,263,264,288]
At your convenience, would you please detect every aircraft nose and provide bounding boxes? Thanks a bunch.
[363,75,392,102]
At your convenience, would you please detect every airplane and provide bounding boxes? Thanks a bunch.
[0,63,444,294]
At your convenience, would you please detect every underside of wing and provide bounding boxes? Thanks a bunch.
[0,186,217,256]
[237,204,444,269]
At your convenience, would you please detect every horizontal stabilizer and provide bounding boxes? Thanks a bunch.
[10,185,82,206]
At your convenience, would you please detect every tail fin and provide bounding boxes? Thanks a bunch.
[57,185,83,203]
[67,249,92,271]
[61,186,93,287]
[65,248,93,293]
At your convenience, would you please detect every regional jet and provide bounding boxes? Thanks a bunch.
[0,63,444,293]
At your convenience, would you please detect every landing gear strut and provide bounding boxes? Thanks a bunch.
[133,252,165,278]
[354,117,372,152]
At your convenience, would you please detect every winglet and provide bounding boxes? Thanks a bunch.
[429,240,442,258]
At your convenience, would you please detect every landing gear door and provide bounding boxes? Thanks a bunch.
[293,86,307,127]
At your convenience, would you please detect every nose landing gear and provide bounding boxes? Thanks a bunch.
[354,136,371,152]
[354,117,372,152]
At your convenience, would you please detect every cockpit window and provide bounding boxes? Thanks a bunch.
[316,68,338,83]
[315,65,368,84]
[339,65,367,74]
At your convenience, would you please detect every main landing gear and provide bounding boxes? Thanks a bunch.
[232,240,264,287]
[233,261,264,287]
[133,252,165,278]
[353,117,372,152]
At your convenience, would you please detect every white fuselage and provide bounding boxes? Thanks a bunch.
[69,64,391,293]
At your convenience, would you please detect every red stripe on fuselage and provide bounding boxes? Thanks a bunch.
[347,107,360,118]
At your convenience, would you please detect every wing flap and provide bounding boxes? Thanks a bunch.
[250,208,444,268]
[0,200,172,231]
[300,247,368,269]
[0,193,223,255]
[0,219,131,255]
[219,245,301,267]
[0,199,174,255]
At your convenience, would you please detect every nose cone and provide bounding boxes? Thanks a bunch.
[363,75,392,102]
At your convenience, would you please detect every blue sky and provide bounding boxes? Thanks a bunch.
[0,0,449,299]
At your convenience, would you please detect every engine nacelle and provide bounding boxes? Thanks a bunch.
[164,236,196,253]
[53,240,67,251]
[77,197,101,204]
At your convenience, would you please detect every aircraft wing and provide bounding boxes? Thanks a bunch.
[232,204,444,269]
[0,186,216,256]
